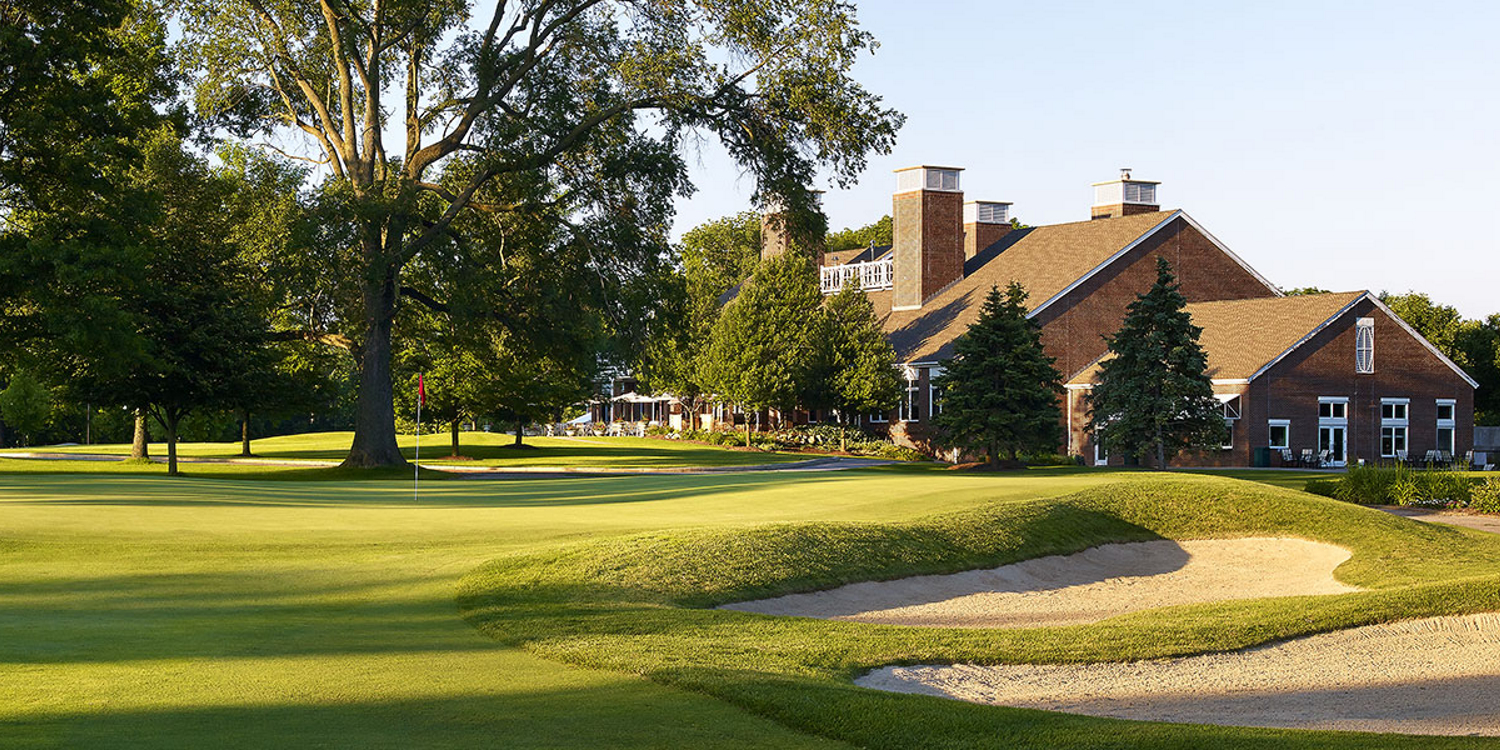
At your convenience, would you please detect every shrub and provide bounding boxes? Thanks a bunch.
[1472,478,1500,514]
[1304,478,1340,499]
[1390,477,1423,507]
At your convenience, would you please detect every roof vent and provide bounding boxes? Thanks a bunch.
[895,165,963,194]
[963,200,1011,225]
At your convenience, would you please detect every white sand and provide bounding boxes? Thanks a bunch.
[859,613,1500,736]
[721,537,1357,628]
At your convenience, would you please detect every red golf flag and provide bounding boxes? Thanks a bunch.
[417,373,426,406]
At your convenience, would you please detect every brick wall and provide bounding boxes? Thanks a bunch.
[1034,217,1277,379]
[1254,298,1474,465]
[963,221,1012,260]
[1092,203,1160,220]
[893,190,964,308]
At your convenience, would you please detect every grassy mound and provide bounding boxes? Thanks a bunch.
[459,474,1500,748]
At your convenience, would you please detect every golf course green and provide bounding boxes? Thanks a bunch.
[5,433,1500,748]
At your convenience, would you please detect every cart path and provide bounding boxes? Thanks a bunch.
[0,451,894,476]
[1379,506,1500,534]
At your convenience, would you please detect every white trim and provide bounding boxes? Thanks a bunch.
[1369,296,1481,389]
[1211,378,1250,385]
[1027,210,1281,321]
[1246,294,1366,382]
[1268,419,1291,450]
[891,304,923,312]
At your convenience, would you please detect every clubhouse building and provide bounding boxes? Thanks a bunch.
[611,167,1478,467]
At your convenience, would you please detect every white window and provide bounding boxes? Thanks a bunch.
[1356,317,1375,373]
[866,411,888,424]
[1381,399,1408,421]
[1437,399,1457,454]
[898,375,921,423]
[1436,399,1456,423]
[1381,427,1408,458]
[1221,419,1235,450]
[1268,420,1291,450]
[1318,398,1348,420]
[929,367,945,417]
[1381,398,1409,458]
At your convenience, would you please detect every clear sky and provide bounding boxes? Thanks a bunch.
[670,0,1500,318]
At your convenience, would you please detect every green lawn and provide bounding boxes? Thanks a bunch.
[6,457,1500,748]
[19,430,813,469]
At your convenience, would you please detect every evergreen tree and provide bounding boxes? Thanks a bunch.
[1087,257,1226,469]
[822,280,902,451]
[932,283,1062,467]
[702,253,823,446]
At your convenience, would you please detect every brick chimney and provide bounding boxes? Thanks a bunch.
[963,200,1013,259]
[892,166,964,309]
[1091,168,1160,219]
[760,194,824,265]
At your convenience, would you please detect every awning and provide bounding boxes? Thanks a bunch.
[610,392,660,403]
[1216,393,1241,419]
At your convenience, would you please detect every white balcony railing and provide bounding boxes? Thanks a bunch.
[820,257,894,294]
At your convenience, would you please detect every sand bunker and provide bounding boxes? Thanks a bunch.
[859,613,1500,736]
[721,537,1356,628]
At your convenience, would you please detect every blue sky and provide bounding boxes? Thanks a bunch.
[671,0,1500,317]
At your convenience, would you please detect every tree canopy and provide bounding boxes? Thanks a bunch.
[931,283,1062,466]
[1087,257,1226,469]
[178,0,903,467]
[702,252,824,443]
[821,279,902,448]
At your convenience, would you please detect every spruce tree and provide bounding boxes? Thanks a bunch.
[1087,256,1226,469]
[702,253,824,446]
[932,283,1063,467]
[822,280,902,451]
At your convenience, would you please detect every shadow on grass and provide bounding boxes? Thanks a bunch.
[6,681,840,750]
[0,469,902,509]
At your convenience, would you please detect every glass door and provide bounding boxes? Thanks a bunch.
[1318,426,1347,467]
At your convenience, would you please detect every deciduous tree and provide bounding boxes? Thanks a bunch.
[181,0,903,467]
[821,280,901,451]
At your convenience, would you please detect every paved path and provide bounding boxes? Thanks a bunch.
[1378,506,1500,534]
[0,451,894,476]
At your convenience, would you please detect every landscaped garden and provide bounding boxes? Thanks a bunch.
[8,450,1500,748]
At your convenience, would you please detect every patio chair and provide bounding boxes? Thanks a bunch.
[1301,448,1318,468]
[1317,450,1332,468]
[1279,449,1297,467]
[1437,450,1454,469]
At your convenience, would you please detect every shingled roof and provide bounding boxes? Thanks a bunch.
[877,210,1181,362]
[1067,291,1367,385]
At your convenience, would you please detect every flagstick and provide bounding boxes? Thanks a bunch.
[414,390,421,501]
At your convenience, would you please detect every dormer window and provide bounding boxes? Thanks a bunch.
[1356,318,1375,373]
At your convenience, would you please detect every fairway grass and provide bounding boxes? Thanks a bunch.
[458,474,1500,749]
[11,459,1500,748]
[1,464,1117,748]
[24,430,813,468]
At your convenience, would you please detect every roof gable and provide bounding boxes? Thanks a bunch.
[880,210,1193,362]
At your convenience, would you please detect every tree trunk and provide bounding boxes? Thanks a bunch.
[131,411,149,459]
[988,443,999,469]
[514,417,524,447]
[342,266,407,468]
[451,419,461,457]
[1156,428,1167,470]
[164,412,179,476]
[240,410,253,457]
[744,418,751,448]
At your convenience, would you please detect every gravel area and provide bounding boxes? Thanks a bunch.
[721,537,1357,628]
[859,613,1500,736]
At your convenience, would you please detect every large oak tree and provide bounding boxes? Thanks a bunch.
[181,0,902,467]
